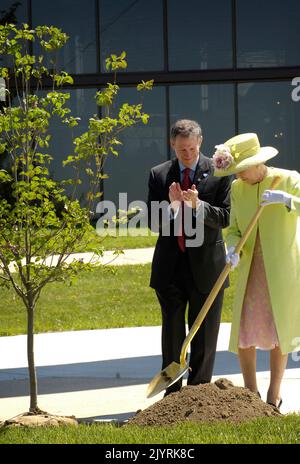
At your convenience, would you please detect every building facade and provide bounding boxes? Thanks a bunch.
[1,0,300,206]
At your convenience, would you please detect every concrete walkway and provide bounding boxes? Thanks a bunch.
[0,324,299,422]
[8,247,155,272]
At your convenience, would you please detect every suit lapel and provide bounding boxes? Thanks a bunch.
[192,154,211,192]
[166,159,181,186]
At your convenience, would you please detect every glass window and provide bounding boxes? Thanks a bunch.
[46,88,98,204]
[238,81,300,171]
[237,0,300,68]
[100,0,164,72]
[103,86,167,205]
[0,1,27,26]
[32,0,97,74]
[169,84,235,158]
[168,0,233,71]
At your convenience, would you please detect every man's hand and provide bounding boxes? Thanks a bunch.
[182,184,201,209]
[169,182,183,212]
[261,189,292,208]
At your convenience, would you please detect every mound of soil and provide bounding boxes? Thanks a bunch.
[127,378,281,426]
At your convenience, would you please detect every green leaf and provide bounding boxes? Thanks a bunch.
[85,168,94,176]
[0,67,8,78]
[141,114,150,124]
[137,79,154,91]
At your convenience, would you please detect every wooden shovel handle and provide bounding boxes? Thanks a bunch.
[179,175,281,366]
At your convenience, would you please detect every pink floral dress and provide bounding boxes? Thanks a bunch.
[238,231,279,350]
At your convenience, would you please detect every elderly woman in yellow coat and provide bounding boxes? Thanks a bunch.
[213,133,300,410]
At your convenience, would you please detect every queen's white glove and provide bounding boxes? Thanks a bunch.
[261,189,292,208]
[226,246,240,269]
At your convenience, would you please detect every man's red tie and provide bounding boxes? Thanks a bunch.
[178,168,192,252]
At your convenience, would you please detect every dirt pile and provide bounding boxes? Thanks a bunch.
[127,378,281,426]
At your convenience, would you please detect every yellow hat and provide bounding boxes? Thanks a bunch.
[213,133,278,177]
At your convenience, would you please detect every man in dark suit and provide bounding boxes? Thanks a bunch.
[147,119,232,395]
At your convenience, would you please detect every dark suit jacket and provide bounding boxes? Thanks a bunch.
[147,154,233,294]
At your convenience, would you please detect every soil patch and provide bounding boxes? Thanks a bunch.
[127,378,281,426]
[2,412,78,428]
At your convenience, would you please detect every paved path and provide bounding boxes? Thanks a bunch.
[8,247,155,272]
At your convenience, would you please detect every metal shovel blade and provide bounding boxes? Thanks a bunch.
[146,361,189,398]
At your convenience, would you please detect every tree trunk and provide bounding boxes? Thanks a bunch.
[27,301,38,412]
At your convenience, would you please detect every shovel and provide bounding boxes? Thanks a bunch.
[147,175,281,398]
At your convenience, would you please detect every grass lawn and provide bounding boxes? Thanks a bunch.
[0,415,299,444]
[0,264,235,336]
[0,226,237,336]
[76,227,158,251]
